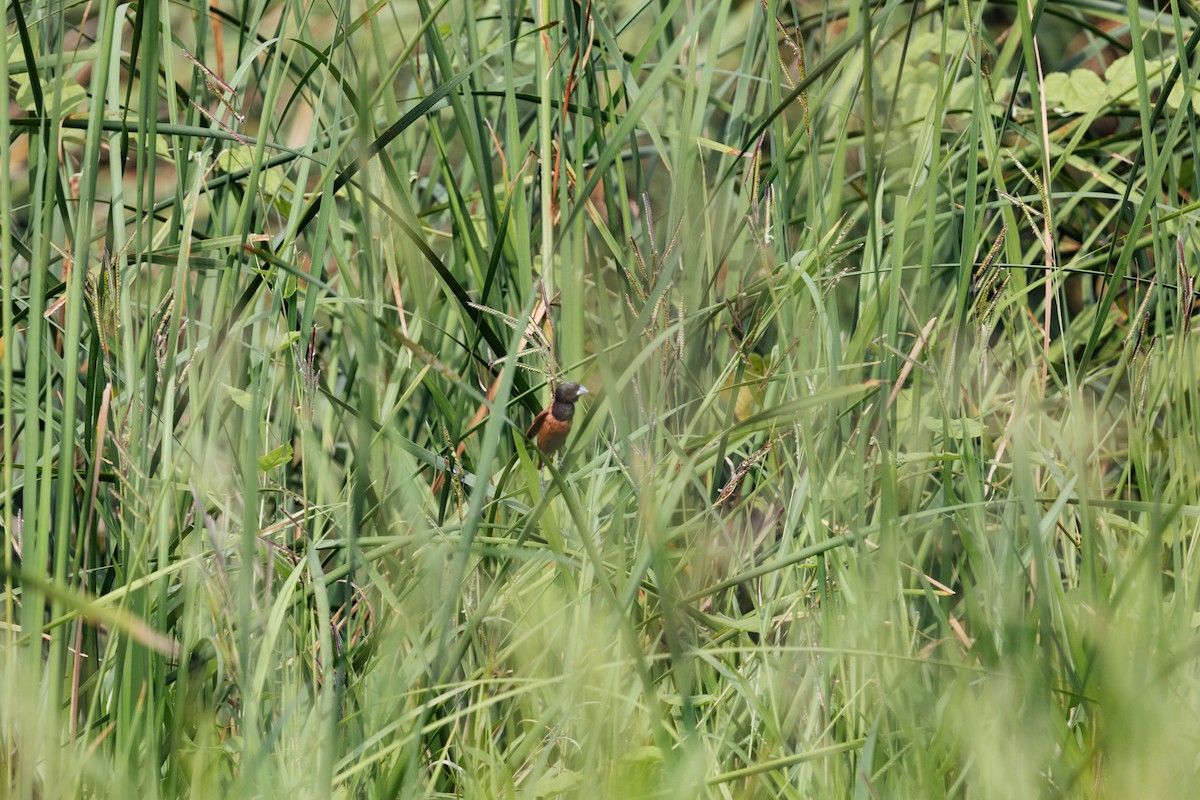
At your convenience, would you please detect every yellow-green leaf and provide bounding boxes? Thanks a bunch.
[258,442,293,472]
[224,383,253,410]
[1043,69,1106,115]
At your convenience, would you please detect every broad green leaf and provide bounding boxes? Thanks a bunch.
[224,383,253,410]
[258,442,293,472]
[1043,69,1106,115]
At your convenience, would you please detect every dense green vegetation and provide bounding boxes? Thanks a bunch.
[4,0,1200,796]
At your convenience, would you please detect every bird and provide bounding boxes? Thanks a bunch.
[525,381,588,463]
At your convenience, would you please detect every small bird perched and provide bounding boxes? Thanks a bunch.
[525,381,588,462]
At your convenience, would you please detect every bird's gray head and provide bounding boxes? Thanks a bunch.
[553,382,588,403]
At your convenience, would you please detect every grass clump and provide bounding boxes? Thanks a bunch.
[4,0,1200,797]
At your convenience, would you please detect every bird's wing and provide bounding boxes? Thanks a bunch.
[525,408,549,439]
